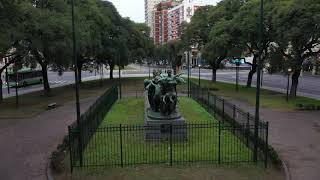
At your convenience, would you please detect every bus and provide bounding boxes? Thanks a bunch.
[7,68,43,88]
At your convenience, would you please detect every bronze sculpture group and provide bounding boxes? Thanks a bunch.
[144,70,185,116]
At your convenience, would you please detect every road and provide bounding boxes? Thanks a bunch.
[191,69,320,100]
[2,65,320,100]
[128,64,320,100]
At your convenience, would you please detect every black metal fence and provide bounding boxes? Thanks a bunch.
[69,123,266,169]
[69,86,118,168]
[68,83,269,171]
[190,82,269,165]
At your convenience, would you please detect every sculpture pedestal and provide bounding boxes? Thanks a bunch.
[144,92,187,141]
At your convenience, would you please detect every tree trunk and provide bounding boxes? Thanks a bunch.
[211,68,217,82]
[246,55,258,88]
[32,49,50,95]
[41,62,51,96]
[173,66,177,75]
[290,69,301,97]
[77,62,83,83]
[109,66,114,79]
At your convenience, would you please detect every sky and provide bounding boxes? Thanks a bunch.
[107,0,145,23]
[107,0,221,23]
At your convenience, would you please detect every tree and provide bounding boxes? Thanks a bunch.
[202,18,241,82]
[232,0,273,87]
[272,0,320,97]
[181,0,244,82]
[19,0,71,95]
[0,0,28,102]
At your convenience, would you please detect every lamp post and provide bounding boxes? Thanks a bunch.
[187,51,190,97]
[15,68,18,107]
[118,54,122,99]
[71,0,82,166]
[254,0,264,163]
[198,64,201,87]
[148,60,151,79]
[286,68,292,102]
[261,66,265,87]
[5,57,10,94]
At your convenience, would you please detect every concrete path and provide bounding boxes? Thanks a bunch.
[0,98,96,180]
[225,98,320,180]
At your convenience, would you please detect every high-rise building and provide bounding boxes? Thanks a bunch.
[145,0,183,39]
[168,0,215,41]
[147,0,214,45]
[145,0,163,37]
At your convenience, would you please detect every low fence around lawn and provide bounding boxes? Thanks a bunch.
[70,123,266,169]
[68,83,269,171]
[68,86,118,168]
[190,82,269,165]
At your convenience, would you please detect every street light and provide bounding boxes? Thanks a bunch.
[118,54,122,99]
[5,57,10,94]
[148,60,151,79]
[71,0,82,166]
[187,51,190,97]
[198,64,201,87]
[254,0,264,163]
[286,68,292,101]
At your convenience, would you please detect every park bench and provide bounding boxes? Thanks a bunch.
[296,104,320,110]
[47,103,57,110]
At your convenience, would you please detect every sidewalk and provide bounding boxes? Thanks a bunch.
[0,98,96,180]
[224,98,320,180]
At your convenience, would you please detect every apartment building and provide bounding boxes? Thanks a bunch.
[168,0,215,41]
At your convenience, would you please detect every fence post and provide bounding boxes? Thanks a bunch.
[79,123,83,167]
[246,112,250,147]
[233,105,236,121]
[222,99,225,124]
[265,122,269,168]
[213,95,216,118]
[120,124,123,167]
[233,105,236,134]
[207,88,210,109]
[218,121,221,164]
[170,124,173,166]
[68,126,73,173]
[201,87,204,105]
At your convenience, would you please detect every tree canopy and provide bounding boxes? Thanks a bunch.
[0,0,155,101]
[177,0,320,96]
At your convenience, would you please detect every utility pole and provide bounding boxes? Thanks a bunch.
[71,0,82,167]
[187,52,190,97]
[254,0,264,162]
[5,57,10,94]
[118,54,122,99]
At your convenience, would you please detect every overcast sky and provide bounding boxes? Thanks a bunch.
[107,0,220,23]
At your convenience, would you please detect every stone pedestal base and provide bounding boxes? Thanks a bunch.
[144,91,187,141]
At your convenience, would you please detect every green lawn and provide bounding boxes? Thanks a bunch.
[193,79,320,110]
[82,97,253,167]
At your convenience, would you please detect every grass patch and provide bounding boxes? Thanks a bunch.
[193,78,320,110]
[100,98,144,125]
[82,97,253,167]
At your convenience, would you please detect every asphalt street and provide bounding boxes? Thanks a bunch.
[2,65,320,100]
